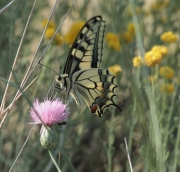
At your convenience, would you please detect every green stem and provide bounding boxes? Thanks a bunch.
[61,150,77,172]
[164,87,177,148]
[172,114,180,172]
[145,86,165,171]
[48,150,62,172]
[107,111,115,172]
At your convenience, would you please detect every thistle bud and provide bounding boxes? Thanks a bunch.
[40,127,56,150]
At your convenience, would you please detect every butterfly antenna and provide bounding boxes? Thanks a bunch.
[39,60,59,75]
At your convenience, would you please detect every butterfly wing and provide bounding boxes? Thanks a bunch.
[63,16,106,76]
[71,69,121,117]
[55,16,121,116]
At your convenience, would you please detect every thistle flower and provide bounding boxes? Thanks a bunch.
[29,98,69,150]
[29,98,69,127]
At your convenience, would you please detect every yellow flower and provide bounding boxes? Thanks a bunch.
[161,83,174,94]
[177,77,180,85]
[108,64,122,76]
[127,23,135,36]
[148,75,157,83]
[143,9,150,16]
[144,50,162,66]
[163,0,169,6]
[151,45,168,56]
[159,66,174,79]
[160,16,168,24]
[122,31,133,43]
[105,33,120,51]
[160,31,178,43]
[125,5,141,16]
[45,28,55,39]
[133,56,142,67]
[64,21,85,45]
[55,33,63,46]
[151,2,162,11]
[135,6,141,15]
[42,19,56,29]
[143,75,157,83]
[151,0,169,12]
[144,45,168,67]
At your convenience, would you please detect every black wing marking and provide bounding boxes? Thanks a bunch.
[63,16,106,76]
[72,69,121,117]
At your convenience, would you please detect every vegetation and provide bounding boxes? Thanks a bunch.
[1,0,180,171]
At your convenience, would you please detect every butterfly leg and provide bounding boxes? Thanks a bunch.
[58,121,67,126]
[61,92,69,104]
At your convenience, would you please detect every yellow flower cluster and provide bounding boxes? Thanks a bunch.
[45,28,55,39]
[42,19,63,46]
[151,45,168,56]
[144,51,162,66]
[128,23,135,36]
[42,19,56,29]
[125,5,142,17]
[108,64,122,76]
[151,0,169,12]
[64,21,85,45]
[54,33,63,46]
[123,23,135,43]
[159,66,174,79]
[148,75,157,83]
[160,31,178,43]
[105,33,120,51]
[133,56,142,67]
[144,45,168,66]
[161,83,174,94]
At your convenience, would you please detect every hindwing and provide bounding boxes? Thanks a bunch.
[71,69,121,117]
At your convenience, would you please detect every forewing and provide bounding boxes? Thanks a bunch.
[63,16,106,76]
[72,69,121,117]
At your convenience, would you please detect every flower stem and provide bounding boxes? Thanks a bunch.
[107,111,115,172]
[48,150,62,172]
[124,138,133,172]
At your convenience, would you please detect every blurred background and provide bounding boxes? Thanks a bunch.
[1,0,180,171]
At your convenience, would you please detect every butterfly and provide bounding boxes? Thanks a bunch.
[55,16,121,117]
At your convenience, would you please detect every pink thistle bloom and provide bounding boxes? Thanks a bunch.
[29,98,69,127]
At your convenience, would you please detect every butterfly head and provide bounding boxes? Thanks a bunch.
[55,74,69,92]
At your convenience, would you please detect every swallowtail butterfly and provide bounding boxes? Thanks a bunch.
[55,16,121,117]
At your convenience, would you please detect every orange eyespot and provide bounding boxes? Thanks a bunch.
[90,104,98,113]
